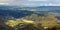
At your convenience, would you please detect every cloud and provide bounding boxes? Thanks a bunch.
[43,3,60,6]
[0,3,9,5]
[0,0,13,4]
[49,4,60,6]
[0,0,60,7]
[28,0,47,1]
[54,0,60,2]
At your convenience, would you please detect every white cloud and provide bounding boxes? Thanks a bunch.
[39,3,60,6]
[28,0,47,1]
[0,0,16,5]
[0,0,60,7]
[0,0,15,3]
[54,0,60,2]
[48,3,60,6]
[46,4,60,6]
[0,3,9,5]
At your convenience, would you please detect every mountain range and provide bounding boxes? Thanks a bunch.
[0,6,60,19]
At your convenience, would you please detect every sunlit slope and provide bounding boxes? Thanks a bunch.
[3,14,60,30]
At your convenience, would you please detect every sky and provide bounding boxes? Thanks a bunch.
[0,0,60,7]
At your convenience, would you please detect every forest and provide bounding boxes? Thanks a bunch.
[0,13,60,30]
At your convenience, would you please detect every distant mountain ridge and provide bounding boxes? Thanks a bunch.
[0,6,60,18]
[0,5,60,11]
[0,10,33,18]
